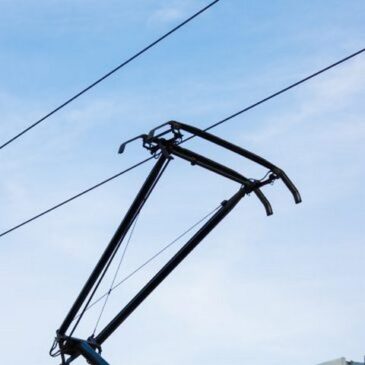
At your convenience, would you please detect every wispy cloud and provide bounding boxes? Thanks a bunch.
[149,7,185,24]
[147,1,198,26]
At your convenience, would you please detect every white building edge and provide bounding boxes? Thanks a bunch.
[318,358,364,365]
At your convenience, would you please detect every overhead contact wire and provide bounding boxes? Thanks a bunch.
[0,48,364,239]
[0,0,220,150]
[0,157,153,238]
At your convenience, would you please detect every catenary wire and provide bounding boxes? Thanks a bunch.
[71,204,221,322]
[0,0,220,151]
[200,48,365,135]
[0,47,364,239]
[0,157,153,238]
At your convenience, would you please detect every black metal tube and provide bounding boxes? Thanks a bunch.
[167,144,273,216]
[95,187,247,345]
[58,155,169,335]
[169,144,253,185]
[170,121,301,204]
[172,121,278,169]
[77,342,109,365]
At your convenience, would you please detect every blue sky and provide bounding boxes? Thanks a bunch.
[0,1,364,364]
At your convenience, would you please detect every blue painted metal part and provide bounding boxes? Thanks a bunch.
[77,341,109,365]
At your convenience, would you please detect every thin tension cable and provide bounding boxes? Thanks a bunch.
[92,214,139,335]
[71,204,221,322]
[49,204,220,358]
[67,157,170,337]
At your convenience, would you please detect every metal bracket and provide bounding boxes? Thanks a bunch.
[118,121,301,207]
[56,335,108,365]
